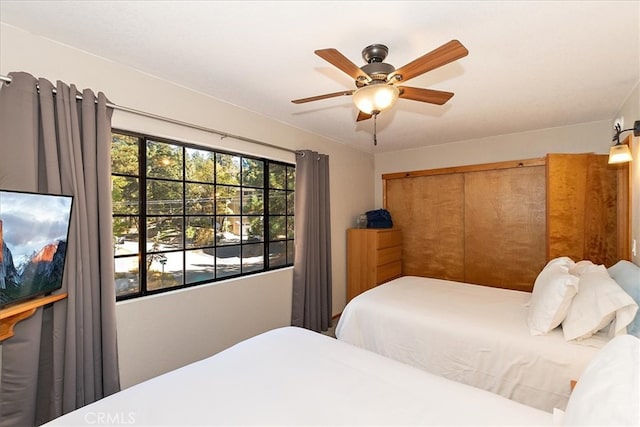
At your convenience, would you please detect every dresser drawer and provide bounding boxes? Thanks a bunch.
[376,261,402,284]
[376,229,402,249]
[377,246,401,266]
[347,228,403,301]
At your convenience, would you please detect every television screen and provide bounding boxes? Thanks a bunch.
[0,189,73,309]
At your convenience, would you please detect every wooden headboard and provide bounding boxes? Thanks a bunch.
[383,154,630,292]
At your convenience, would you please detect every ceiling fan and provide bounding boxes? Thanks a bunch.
[292,40,469,123]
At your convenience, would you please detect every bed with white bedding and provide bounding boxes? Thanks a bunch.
[335,275,608,412]
[45,326,555,426]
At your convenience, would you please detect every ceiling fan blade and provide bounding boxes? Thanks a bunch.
[398,87,454,105]
[291,90,354,104]
[356,111,373,122]
[389,40,468,83]
[315,48,372,83]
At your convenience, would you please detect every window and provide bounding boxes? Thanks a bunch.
[111,130,295,300]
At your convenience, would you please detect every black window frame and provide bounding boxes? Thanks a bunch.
[111,129,295,302]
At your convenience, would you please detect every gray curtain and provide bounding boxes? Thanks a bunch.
[291,150,332,332]
[0,72,120,426]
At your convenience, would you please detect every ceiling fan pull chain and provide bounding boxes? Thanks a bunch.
[373,113,378,146]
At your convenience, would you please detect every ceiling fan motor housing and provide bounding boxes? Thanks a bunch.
[357,44,396,87]
[362,44,389,63]
[358,62,396,87]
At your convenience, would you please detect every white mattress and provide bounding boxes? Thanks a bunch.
[336,276,608,413]
[45,326,551,426]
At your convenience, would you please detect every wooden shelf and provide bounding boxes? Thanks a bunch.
[0,293,67,341]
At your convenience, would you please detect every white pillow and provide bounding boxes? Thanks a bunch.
[563,334,640,426]
[608,260,640,337]
[528,257,579,335]
[545,256,575,269]
[569,260,595,277]
[562,264,638,341]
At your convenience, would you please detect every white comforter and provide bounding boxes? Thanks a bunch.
[336,276,608,412]
[46,326,551,426]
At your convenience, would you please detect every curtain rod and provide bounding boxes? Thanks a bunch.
[0,74,300,155]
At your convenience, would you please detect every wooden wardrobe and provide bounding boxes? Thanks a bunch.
[383,154,630,292]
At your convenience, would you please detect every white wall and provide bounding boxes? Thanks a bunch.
[0,23,375,388]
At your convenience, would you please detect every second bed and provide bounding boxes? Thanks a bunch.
[335,275,609,412]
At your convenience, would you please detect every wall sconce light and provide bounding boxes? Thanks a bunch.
[608,120,639,164]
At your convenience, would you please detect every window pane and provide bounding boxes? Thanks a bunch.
[186,147,214,182]
[217,216,241,245]
[147,140,183,180]
[287,166,295,190]
[216,185,239,215]
[112,133,139,175]
[242,189,263,214]
[242,158,264,187]
[216,245,240,278]
[113,217,139,256]
[287,240,295,264]
[269,189,286,215]
[186,183,214,214]
[216,153,240,185]
[147,179,183,215]
[147,217,183,250]
[242,243,264,272]
[186,216,215,249]
[185,249,215,284]
[269,216,286,241]
[269,163,286,189]
[287,191,294,215]
[269,241,286,267]
[146,252,183,291]
[115,255,140,297]
[112,176,139,214]
[246,216,264,242]
[287,216,294,239]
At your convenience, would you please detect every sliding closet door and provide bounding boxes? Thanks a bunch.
[385,173,465,281]
[546,154,589,261]
[384,159,546,291]
[464,166,547,291]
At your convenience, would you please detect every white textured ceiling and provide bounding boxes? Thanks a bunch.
[1,1,639,153]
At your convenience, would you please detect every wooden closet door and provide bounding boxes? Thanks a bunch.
[546,154,589,261]
[386,173,465,281]
[464,166,547,291]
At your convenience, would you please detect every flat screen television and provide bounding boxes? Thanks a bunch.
[0,189,73,309]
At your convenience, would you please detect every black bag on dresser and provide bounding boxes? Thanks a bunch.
[366,209,393,228]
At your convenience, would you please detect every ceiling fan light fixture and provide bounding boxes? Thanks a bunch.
[352,83,400,115]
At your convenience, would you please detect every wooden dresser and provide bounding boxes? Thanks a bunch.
[347,228,402,301]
